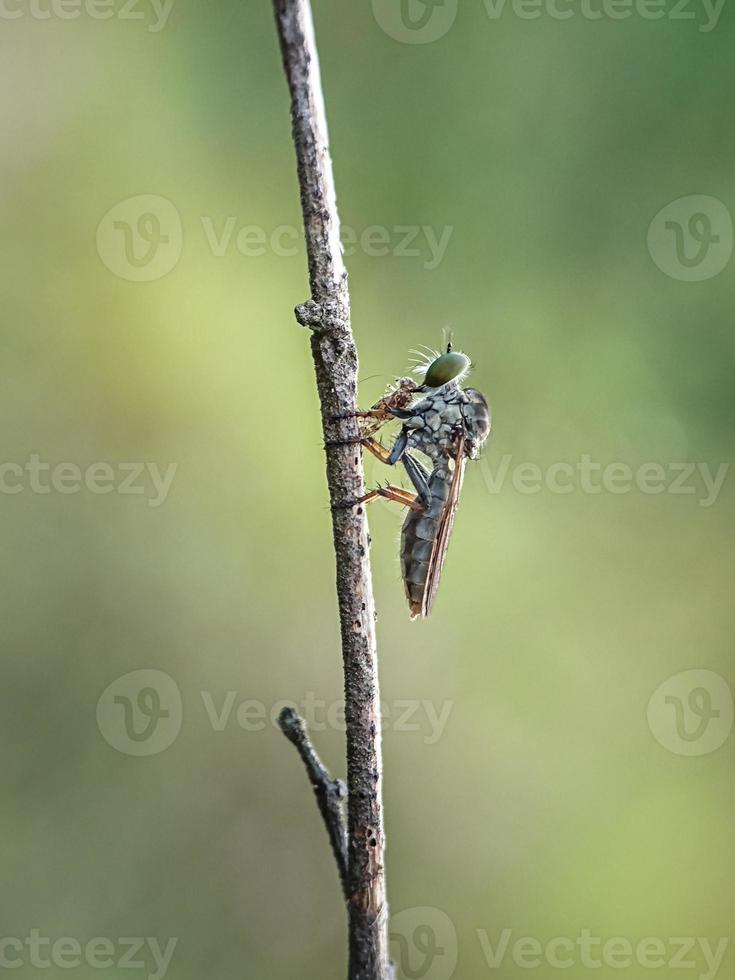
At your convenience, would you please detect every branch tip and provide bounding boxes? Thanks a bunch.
[277,705,306,742]
[277,706,349,897]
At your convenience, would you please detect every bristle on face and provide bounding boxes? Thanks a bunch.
[407,347,441,375]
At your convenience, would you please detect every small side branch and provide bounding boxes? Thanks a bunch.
[278,707,349,898]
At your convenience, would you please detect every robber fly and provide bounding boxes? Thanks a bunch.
[345,342,491,619]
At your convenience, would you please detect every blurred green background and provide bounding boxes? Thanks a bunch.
[1,1,734,978]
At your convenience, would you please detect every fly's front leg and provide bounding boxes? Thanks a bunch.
[330,409,380,422]
[327,433,400,465]
[361,437,393,464]
[324,410,392,449]
[324,435,393,461]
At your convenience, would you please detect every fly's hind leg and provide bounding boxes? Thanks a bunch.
[364,436,432,508]
[339,485,423,512]
[402,452,432,508]
[331,431,432,511]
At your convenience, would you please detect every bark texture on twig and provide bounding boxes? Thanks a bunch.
[278,707,349,898]
[272,2,391,978]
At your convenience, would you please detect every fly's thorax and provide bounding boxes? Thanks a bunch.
[408,431,445,460]
[404,384,466,457]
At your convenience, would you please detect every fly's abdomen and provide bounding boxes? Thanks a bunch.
[400,469,450,618]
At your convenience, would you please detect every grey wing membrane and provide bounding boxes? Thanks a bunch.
[420,434,467,618]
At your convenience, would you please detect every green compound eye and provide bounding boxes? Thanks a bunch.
[423,351,470,388]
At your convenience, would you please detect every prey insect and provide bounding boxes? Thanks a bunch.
[346,342,491,619]
[350,376,419,438]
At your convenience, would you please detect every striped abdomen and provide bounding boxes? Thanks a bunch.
[400,466,453,618]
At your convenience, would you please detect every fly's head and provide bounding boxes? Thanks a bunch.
[411,337,471,392]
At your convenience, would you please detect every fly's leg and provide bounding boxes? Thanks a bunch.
[333,453,432,513]
[326,434,400,462]
[364,435,432,508]
[324,436,362,448]
[333,485,423,512]
[330,409,384,422]
[361,437,393,464]
[402,452,432,508]
[388,430,408,464]
[328,436,395,510]
[333,404,410,427]
[323,433,389,451]
[384,406,413,420]
[330,430,432,510]
[359,486,423,511]
[405,452,430,483]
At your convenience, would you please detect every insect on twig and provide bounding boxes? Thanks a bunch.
[340,343,492,619]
